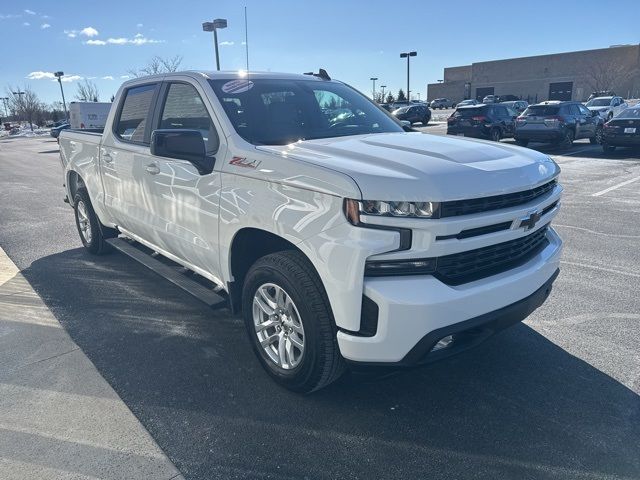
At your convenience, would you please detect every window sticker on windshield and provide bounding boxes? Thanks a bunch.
[221,80,254,94]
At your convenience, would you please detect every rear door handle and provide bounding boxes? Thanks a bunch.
[145,163,160,175]
[102,154,113,164]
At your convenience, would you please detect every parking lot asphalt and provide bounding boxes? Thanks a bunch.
[0,136,638,479]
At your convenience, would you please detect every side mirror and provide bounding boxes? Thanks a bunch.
[151,129,213,175]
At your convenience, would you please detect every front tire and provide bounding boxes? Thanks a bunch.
[73,189,116,255]
[602,143,616,153]
[515,138,529,147]
[560,129,575,149]
[591,126,603,145]
[490,128,501,142]
[242,251,345,393]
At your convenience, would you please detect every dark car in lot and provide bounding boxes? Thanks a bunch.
[50,122,70,138]
[514,101,603,148]
[446,103,516,141]
[602,105,640,152]
[392,104,431,125]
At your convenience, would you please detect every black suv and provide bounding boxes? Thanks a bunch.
[392,104,431,125]
[446,104,516,141]
[514,101,603,148]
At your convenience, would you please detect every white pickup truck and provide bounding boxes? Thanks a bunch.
[59,71,563,392]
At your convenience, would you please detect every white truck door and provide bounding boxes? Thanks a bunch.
[102,82,161,240]
[142,81,224,281]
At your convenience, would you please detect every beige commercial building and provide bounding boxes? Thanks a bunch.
[427,44,640,103]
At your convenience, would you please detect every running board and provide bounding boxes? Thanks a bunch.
[106,238,227,309]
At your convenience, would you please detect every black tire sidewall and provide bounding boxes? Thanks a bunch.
[74,190,103,254]
[242,253,332,392]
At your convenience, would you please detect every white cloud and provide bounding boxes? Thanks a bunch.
[85,36,163,46]
[23,22,30,26]
[80,26,98,37]
[134,33,143,38]
[0,14,21,20]
[27,71,55,80]
[219,41,234,46]
[241,41,247,45]
[136,23,143,27]
[24,9,36,15]
[102,76,114,80]
[64,29,77,38]
[41,23,50,29]
[120,75,130,79]
[60,75,83,82]
[26,71,83,82]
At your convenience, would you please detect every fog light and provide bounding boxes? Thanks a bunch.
[431,335,454,352]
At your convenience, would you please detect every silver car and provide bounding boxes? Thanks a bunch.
[430,98,456,109]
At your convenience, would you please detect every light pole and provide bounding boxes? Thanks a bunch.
[0,97,8,120]
[370,77,378,101]
[202,18,228,71]
[54,71,68,120]
[400,51,417,103]
[12,90,25,122]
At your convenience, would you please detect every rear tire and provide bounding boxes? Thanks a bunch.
[422,115,430,125]
[602,143,616,153]
[73,189,117,255]
[490,128,501,142]
[242,251,345,393]
[515,139,529,147]
[560,129,575,149]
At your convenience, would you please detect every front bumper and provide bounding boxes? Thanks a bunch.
[337,227,562,364]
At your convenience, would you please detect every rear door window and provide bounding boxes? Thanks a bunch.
[115,83,158,144]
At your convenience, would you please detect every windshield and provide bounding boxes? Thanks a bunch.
[522,105,560,116]
[614,107,640,119]
[586,98,612,107]
[208,78,402,145]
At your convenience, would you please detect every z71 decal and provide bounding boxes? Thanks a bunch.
[229,156,262,169]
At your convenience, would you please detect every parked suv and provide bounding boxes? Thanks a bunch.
[447,103,517,141]
[514,101,603,148]
[430,98,456,109]
[585,96,628,121]
[392,104,431,125]
[501,100,529,114]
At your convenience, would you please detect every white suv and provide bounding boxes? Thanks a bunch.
[586,96,628,120]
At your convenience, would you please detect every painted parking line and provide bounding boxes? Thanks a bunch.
[556,146,598,157]
[592,175,640,197]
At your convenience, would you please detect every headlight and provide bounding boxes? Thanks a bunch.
[365,257,436,276]
[344,199,440,224]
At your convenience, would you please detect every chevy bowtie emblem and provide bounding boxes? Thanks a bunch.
[519,210,541,230]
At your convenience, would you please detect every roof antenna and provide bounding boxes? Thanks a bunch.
[303,69,331,81]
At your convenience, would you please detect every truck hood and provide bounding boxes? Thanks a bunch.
[256,132,559,201]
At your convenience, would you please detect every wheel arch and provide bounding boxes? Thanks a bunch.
[67,170,86,206]
[227,227,316,313]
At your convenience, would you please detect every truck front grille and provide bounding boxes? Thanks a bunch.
[434,226,549,285]
[438,180,556,218]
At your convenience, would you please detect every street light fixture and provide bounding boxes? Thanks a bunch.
[400,51,417,103]
[54,71,68,120]
[202,18,228,71]
[370,77,378,101]
[380,85,387,101]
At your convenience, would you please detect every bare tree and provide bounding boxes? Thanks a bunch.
[5,85,43,130]
[128,55,183,78]
[75,79,100,102]
[584,59,631,94]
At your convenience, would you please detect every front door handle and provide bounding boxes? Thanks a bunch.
[145,163,160,175]
[102,154,113,163]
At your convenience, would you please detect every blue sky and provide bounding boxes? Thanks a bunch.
[2,0,639,104]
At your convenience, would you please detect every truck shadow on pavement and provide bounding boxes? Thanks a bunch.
[16,247,640,480]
